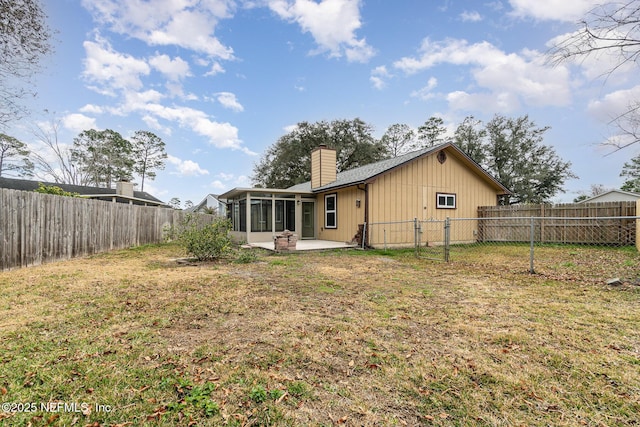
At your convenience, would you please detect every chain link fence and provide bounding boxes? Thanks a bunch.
[365,216,639,273]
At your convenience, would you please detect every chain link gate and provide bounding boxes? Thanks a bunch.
[365,218,450,261]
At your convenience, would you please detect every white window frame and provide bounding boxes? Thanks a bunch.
[436,193,456,209]
[325,194,337,228]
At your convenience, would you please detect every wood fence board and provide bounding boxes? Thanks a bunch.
[477,202,637,245]
[1,189,216,271]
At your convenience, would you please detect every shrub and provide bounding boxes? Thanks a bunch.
[235,248,258,264]
[33,183,79,197]
[174,214,233,261]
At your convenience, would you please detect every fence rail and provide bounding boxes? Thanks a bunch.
[1,188,214,271]
[365,212,640,269]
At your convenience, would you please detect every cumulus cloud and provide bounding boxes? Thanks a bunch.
[216,92,244,112]
[394,37,571,112]
[80,0,235,58]
[167,154,210,176]
[508,0,598,21]
[204,62,226,77]
[79,104,104,114]
[587,85,640,122]
[62,113,98,134]
[410,77,438,100]
[370,65,391,90]
[83,36,150,93]
[269,0,375,62]
[149,54,191,80]
[460,10,482,22]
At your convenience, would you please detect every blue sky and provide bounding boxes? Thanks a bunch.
[11,0,640,205]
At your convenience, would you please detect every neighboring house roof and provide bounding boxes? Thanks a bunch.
[288,142,511,194]
[0,177,167,206]
[577,189,640,204]
[189,194,226,213]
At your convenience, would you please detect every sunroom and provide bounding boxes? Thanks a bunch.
[219,188,316,243]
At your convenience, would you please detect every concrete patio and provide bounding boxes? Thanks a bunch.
[248,240,359,251]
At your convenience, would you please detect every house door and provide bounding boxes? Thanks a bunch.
[301,202,315,239]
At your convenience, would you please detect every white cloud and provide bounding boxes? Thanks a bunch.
[209,180,226,190]
[216,92,244,112]
[394,38,571,111]
[149,54,191,80]
[410,77,438,100]
[269,0,375,62]
[587,85,640,122]
[81,0,235,58]
[83,36,151,93]
[508,0,598,22]
[204,62,226,77]
[79,104,104,114]
[167,154,210,176]
[460,10,482,22]
[370,65,391,90]
[62,113,97,134]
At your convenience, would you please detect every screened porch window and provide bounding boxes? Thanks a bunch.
[275,200,296,232]
[251,199,272,232]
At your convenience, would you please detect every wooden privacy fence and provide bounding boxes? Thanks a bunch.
[477,201,638,246]
[0,188,215,271]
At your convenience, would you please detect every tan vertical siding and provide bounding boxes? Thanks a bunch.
[317,187,365,242]
[311,147,337,189]
[369,148,499,224]
[367,148,502,245]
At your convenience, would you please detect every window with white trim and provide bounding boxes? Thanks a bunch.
[325,194,337,228]
[436,193,456,209]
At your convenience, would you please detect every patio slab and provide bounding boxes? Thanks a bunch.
[249,240,359,251]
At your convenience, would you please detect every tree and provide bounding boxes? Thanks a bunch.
[620,153,640,192]
[0,0,54,127]
[168,197,181,209]
[0,133,33,177]
[573,184,612,202]
[415,116,447,149]
[131,130,167,191]
[484,115,576,204]
[29,114,88,185]
[71,129,134,188]
[453,116,487,166]
[252,118,388,188]
[381,123,415,157]
[548,1,640,149]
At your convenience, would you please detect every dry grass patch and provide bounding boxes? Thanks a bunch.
[0,243,639,426]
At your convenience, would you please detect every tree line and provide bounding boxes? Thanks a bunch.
[252,115,640,204]
[0,127,167,192]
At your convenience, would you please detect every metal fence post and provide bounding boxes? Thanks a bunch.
[529,217,535,274]
[414,217,418,257]
[383,228,387,251]
[444,217,451,262]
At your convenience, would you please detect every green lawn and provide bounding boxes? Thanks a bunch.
[1,243,639,426]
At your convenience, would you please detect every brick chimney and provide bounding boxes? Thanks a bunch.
[311,145,337,189]
[116,180,134,198]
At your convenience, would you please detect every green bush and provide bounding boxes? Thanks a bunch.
[33,183,79,197]
[174,214,233,261]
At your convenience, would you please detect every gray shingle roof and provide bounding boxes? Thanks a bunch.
[0,177,166,205]
[288,144,446,192]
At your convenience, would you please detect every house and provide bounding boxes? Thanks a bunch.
[0,177,168,207]
[218,142,510,247]
[189,194,227,216]
[576,189,640,204]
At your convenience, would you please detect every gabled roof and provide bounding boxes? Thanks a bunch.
[288,142,510,194]
[0,177,167,206]
[577,189,640,204]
